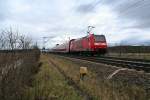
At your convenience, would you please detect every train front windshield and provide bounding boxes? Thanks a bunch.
[94,35,106,42]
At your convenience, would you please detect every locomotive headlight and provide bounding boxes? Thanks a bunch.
[100,43,106,45]
[94,43,106,45]
[94,43,100,45]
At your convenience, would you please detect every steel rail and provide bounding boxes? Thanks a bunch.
[61,55,150,73]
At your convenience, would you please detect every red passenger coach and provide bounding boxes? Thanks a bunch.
[51,33,107,55]
[51,42,69,53]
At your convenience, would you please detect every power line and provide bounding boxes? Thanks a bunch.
[119,0,146,15]
[42,36,55,49]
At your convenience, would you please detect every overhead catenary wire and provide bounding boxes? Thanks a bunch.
[119,0,148,15]
[42,36,55,49]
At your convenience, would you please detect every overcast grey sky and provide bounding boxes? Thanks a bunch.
[0,0,150,47]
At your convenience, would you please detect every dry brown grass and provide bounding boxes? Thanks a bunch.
[0,49,40,100]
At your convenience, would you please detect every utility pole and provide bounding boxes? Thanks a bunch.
[68,37,70,41]
[42,36,54,50]
[87,26,95,35]
[66,33,70,41]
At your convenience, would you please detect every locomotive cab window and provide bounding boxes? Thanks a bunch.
[94,35,106,42]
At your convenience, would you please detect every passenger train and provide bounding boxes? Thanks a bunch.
[51,33,107,55]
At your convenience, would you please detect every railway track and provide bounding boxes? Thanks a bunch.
[60,55,150,73]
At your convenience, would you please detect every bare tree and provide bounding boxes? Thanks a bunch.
[6,28,19,50]
[0,33,4,49]
[18,34,32,49]
[0,27,34,50]
[0,30,8,49]
[23,37,32,49]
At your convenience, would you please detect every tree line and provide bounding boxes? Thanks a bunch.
[0,27,35,50]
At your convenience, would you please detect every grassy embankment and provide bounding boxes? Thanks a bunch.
[107,46,150,60]
[25,55,83,100]
[4,52,147,100]
[49,54,149,100]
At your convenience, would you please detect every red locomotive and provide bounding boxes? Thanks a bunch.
[51,33,107,55]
